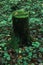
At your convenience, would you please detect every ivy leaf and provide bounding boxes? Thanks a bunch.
[39,47,43,52]
[0,20,7,25]
[8,14,12,22]
[31,63,35,65]
[7,56,10,61]
[23,61,28,65]
[32,42,40,48]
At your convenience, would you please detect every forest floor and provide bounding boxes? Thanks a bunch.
[0,0,43,65]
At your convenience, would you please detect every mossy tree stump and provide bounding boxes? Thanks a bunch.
[12,9,32,48]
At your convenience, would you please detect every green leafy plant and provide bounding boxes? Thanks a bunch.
[32,42,40,48]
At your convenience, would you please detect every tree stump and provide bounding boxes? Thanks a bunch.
[12,9,32,48]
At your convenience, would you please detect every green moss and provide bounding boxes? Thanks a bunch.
[12,9,29,18]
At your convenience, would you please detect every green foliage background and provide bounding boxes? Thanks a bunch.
[0,0,43,65]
